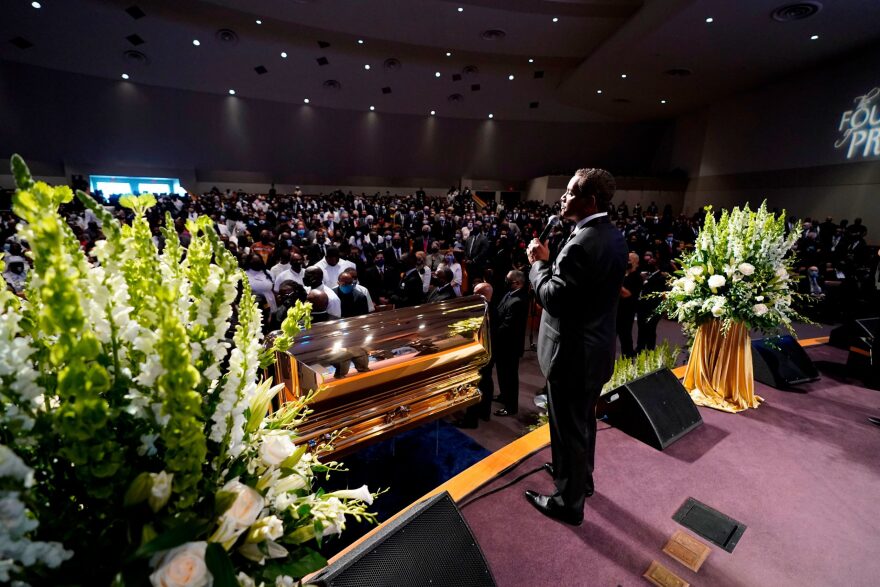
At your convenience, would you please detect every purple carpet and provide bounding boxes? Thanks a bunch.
[459,345,880,586]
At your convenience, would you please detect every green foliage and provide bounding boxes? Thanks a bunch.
[601,342,681,395]
[657,201,810,336]
[0,156,378,585]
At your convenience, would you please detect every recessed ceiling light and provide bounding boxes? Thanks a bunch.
[661,99,667,104]
[430,110,436,115]
[280,51,287,58]
[488,113,494,119]
[446,52,452,57]
[528,58,534,63]
[121,73,129,80]
[810,34,819,40]
[31,1,41,8]
[508,74,515,80]
[457,7,464,12]
[192,39,200,46]
[621,74,627,78]
[435,71,441,78]
[705,17,714,23]
[364,64,371,70]
[369,106,375,111]
[552,17,559,23]
[228,89,236,95]
[358,39,364,45]
[597,89,603,94]
[255,19,262,25]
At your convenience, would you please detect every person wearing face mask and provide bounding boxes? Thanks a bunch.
[309,230,330,265]
[273,252,305,291]
[342,267,375,312]
[363,251,396,304]
[269,247,291,281]
[439,249,463,296]
[333,272,369,318]
[315,247,355,289]
[427,243,445,272]
[389,253,425,308]
[617,252,643,358]
[271,280,308,330]
[245,253,277,313]
[384,234,409,266]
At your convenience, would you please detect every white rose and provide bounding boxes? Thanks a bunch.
[711,305,724,317]
[683,279,696,295]
[775,267,788,279]
[276,576,296,587]
[259,433,297,467]
[209,480,265,549]
[707,275,726,290]
[688,266,704,277]
[738,262,755,276]
[753,303,768,316]
[326,484,374,505]
[149,542,212,587]
[755,295,764,301]
[149,471,174,512]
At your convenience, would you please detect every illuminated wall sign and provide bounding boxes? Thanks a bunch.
[836,87,880,159]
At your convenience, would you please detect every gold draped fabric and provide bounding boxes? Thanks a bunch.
[684,319,762,413]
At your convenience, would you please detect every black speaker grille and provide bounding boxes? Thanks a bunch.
[316,492,495,587]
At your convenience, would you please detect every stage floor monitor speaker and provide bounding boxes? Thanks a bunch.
[309,491,496,587]
[829,317,878,349]
[596,367,703,451]
[751,335,820,389]
[843,318,878,389]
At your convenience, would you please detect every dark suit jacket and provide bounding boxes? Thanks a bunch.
[529,217,627,385]
[464,233,491,266]
[390,268,425,308]
[362,264,397,300]
[413,236,435,254]
[494,287,529,359]
[333,286,370,317]
[427,284,457,303]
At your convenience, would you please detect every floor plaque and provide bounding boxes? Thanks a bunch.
[643,560,689,587]
[663,530,711,572]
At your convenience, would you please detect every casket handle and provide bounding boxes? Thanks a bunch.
[446,384,475,403]
[384,405,411,424]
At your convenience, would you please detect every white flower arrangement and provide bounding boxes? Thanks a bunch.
[659,202,809,335]
[0,156,379,586]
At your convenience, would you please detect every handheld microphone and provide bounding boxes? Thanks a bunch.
[538,215,560,242]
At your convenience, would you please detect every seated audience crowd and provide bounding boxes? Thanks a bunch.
[2,188,878,347]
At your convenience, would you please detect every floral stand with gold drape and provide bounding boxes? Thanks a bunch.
[684,319,762,413]
[659,202,809,415]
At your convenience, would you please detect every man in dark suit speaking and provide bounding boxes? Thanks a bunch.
[525,168,628,526]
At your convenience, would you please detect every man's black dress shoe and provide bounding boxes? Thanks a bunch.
[494,408,514,417]
[868,416,880,428]
[541,463,594,497]
[524,490,583,526]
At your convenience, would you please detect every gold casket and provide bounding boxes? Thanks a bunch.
[271,295,490,457]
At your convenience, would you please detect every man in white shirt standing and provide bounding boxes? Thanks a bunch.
[314,247,355,290]
[273,252,305,291]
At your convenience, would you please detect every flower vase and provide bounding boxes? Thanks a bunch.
[683,319,761,413]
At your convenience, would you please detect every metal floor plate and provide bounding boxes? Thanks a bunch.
[672,498,747,553]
